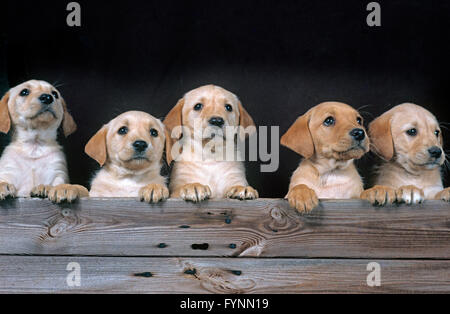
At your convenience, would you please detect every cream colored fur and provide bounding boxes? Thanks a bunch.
[0,80,86,202]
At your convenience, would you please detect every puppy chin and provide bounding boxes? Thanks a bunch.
[203,127,225,140]
[424,163,442,170]
[34,111,56,121]
[396,155,438,173]
[336,148,366,160]
[26,112,59,129]
[119,158,150,171]
[117,151,152,170]
[415,160,443,170]
[332,143,369,160]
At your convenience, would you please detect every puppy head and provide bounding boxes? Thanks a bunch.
[85,111,165,171]
[0,80,76,137]
[369,103,444,172]
[281,102,369,161]
[163,85,256,164]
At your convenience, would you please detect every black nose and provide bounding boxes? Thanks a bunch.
[208,117,225,127]
[38,94,54,105]
[132,140,148,152]
[428,146,442,159]
[350,128,365,141]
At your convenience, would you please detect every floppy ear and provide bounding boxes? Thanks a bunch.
[0,92,11,134]
[61,98,77,137]
[368,112,394,161]
[163,98,184,165]
[238,101,256,139]
[280,112,314,159]
[84,126,108,167]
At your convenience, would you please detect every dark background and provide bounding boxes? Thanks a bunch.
[2,0,450,196]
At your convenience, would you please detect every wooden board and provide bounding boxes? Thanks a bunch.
[0,256,448,294]
[0,198,449,258]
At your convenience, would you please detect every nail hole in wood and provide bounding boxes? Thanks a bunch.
[134,272,153,277]
[184,269,197,276]
[191,243,209,250]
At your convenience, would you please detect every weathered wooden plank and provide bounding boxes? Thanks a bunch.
[0,198,449,258]
[0,256,448,293]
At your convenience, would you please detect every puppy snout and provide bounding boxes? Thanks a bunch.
[208,116,225,127]
[132,140,148,153]
[428,146,442,159]
[349,128,365,141]
[38,93,54,105]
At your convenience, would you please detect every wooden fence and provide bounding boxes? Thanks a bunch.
[0,198,449,293]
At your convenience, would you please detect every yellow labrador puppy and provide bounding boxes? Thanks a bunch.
[0,80,87,202]
[85,111,168,202]
[361,103,450,204]
[164,85,258,202]
[281,102,370,213]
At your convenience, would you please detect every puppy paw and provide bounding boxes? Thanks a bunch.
[48,184,89,203]
[226,185,259,200]
[396,185,424,205]
[30,184,52,198]
[286,184,319,214]
[360,185,396,206]
[435,188,450,202]
[0,182,16,200]
[178,183,211,202]
[139,183,169,203]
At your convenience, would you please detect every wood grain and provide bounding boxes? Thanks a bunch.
[0,198,448,258]
[0,256,448,293]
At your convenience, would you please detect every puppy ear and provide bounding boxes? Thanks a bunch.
[61,98,77,137]
[280,112,314,159]
[238,101,256,139]
[368,112,394,161]
[0,92,11,134]
[85,126,108,167]
[163,98,184,165]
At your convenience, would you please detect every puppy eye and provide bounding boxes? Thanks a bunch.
[356,117,362,125]
[51,91,59,99]
[225,104,233,112]
[20,89,30,96]
[194,103,203,111]
[118,126,128,135]
[150,128,158,137]
[406,128,417,136]
[323,116,335,126]
[435,130,440,137]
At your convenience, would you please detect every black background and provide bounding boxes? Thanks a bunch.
[2,0,450,196]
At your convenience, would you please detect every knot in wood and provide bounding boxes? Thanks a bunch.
[265,206,303,233]
[48,220,70,237]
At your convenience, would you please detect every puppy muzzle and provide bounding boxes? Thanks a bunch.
[208,116,225,127]
[129,140,151,161]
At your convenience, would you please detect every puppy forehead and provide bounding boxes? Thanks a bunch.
[311,102,359,119]
[110,111,162,130]
[390,103,439,128]
[10,80,55,95]
[184,85,238,103]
